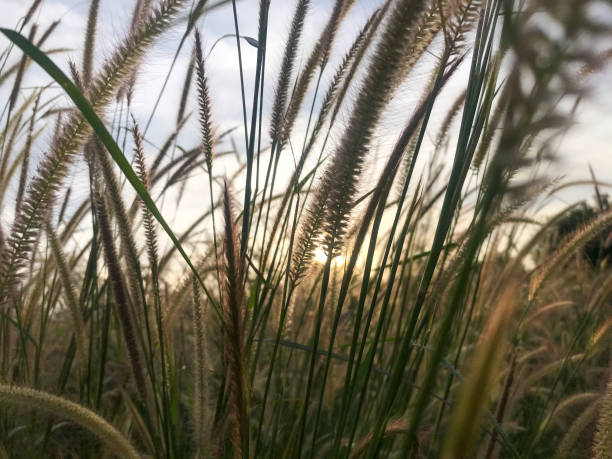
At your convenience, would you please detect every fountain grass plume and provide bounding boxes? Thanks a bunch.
[221,182,249,458]
[268,0,310,143]
[0,384,140,459]
[92,188,148,405]
[194,30,214,173]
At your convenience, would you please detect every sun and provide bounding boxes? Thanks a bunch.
[313,247,363,268]
[314,247,329,264]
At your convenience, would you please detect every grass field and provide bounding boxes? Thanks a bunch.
[0,0,611,457]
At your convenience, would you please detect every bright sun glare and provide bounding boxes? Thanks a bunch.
[313,247,364,268]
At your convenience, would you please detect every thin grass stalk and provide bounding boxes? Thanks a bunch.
[245,184,294,342]
[14,94,39,215]
[0,91,39,176]
[43,221,87,372]
[18,0,43,31]
[0,0,39,74]
[294,242,334,458]
[227,0,247,161]
[247,0,310,274]
[149,117,189,179]
[192,279,209,458]
[6,24,36,119]
[426,255,487,453]
[250,14,268,244]
[254,196,300,454]
[246,192,310,380]
[132,120,173,455]
[43,225,96,395]
[379,196,422,360]
[0,133,22,203]
[345,181,425,456]
[398,153,497,455]
[240,0,269,256]
[247,57,266,244]
[433,89,467,155]
[57,186,71,224]
[154,159,247,273]
[245,186,316,379]
[176,47,195,125]
[227,0,251,257]
[0,90,33,159]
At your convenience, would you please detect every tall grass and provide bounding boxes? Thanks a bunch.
[0,0,611,457]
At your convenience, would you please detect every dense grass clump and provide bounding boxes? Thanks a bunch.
[0,0,611,457]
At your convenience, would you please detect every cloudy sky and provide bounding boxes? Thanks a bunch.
[1,0,611,238]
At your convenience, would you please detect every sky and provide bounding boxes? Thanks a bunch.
[1,0,611,248]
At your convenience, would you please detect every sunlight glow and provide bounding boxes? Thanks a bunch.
[314,247,364,269]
